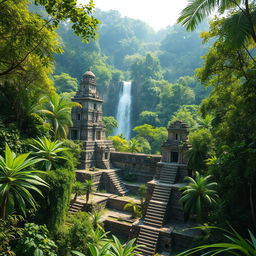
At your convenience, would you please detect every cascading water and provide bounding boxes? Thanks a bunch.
[114,81,132,139]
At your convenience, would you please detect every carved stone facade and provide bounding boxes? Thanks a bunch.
[161,120,190,164]
[69,70,114,169]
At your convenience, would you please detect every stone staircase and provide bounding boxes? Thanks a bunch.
[144,185,172,228]
[107,171,128,196]
[136,165,178,255]
[159,164,178,184]
[136,226,159,255]
[68,201,84,214]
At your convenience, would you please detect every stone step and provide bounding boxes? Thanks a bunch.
[154,187,172,192]
[71,202,84,206]
[139,232,159,241]
[145,208,165,216]
[144,216,163,224]
[147,206,166,213]
[144,220,162,228]
[152,191,170,197]
[159,177,175,181]
[140,227,159,234]
[148,201,167,207]
[70,205,83,210]
[152,193,170,199]
[160,171,177,175]
[151,196,169,202]
[144,215,164,222]
[137,239,156,248]
[159,175,175,179]
[136,247,155,255]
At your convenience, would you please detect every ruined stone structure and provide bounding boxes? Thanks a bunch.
[161,120,190,164]
[69,71,196,255]
[69,70,114,169]
[132,120,191,255]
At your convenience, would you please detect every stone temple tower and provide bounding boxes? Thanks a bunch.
[161,120,190,164]
[69,70,114,169]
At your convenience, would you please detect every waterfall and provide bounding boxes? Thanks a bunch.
[114,81,132,139]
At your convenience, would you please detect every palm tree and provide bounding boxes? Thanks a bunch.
[30,137,69,171]
[127,139,142,153]
[84,179,94,204]
[177,0,256,48]
[0,144,48,219]
[123,200,141,219]
[72,182,85,201]
[38,93,81,139]
[180,172,219,222]
[177,226,256,256]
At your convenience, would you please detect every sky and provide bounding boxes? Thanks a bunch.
[84,0,189,31]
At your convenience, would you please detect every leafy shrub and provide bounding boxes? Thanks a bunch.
[34,168,74,233]
[0,215,23,256]
[60,139,82,170]
[15,223,57,256]
[0,121,21,154]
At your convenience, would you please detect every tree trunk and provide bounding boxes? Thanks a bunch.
[249,182,256,228]
[0,194,8,219]
[86,191,89,204]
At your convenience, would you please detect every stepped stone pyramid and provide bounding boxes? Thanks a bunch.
[136,120,190,255]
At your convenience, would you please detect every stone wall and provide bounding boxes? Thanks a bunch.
[110,152,161,182]
[107,197,131,212]
[167,186,185,221]
[104,219,132,240]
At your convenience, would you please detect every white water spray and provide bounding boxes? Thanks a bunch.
[115,81,132,139]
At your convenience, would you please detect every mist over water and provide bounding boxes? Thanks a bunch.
[114,81,132,139]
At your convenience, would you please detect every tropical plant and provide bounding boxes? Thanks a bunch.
[103,116,118,136]
[186,129,212,171]
[127,138,142,153]
[110,235,141,256]
[123,200,141,219]
[73,181,85,201]
[177,226,256,256]
[177,0,256,48]
[88,243,112,256]
[15,223,57,256]
[38,93,81,139]
[30,137,69,171]
[0,144,48,219]
[180,172,219,222]
[84,179,95,204]
[89,209,105,231]
[138,184,147,209]
[88,228,110,248]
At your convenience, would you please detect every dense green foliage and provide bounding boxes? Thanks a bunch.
[15,223,57,256]
[35,168,74,233]
[103,116,118,136]
[177,0,256,235]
